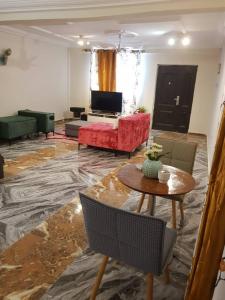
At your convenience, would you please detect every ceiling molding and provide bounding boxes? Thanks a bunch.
[0,1,168,12]
[0,25,70,47]
[144,48,221,56]
[1,0,225,23]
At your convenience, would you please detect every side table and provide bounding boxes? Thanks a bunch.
[70,107,85,118]
[65,120,92,137]
[117,164,195,229]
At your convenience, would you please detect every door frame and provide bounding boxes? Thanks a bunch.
[152,64,198,133]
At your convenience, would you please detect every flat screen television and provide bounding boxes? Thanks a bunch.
[91,91,122,113]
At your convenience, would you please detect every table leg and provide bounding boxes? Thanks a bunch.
[146,195,156,216]
[147,195,153,211]
[149,195,156,216]
[179,201,184,227]
[172,200,177,229]
[136,193,145,213]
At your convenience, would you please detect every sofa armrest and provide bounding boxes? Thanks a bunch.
[117,113,150,152]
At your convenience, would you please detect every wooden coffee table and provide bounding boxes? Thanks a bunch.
[117,164,195,227]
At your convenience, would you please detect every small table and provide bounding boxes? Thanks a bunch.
[70,107,85,118]
[117,164,195,227]
[65,120,92,137]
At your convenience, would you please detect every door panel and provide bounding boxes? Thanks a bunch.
[152,65,197,133]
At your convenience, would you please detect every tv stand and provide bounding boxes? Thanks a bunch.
[87,111,120,125]
[89,112,119,118]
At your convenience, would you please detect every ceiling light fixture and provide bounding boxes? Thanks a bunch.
[75,35,91,47]
[77,39,84,46]
[168,37,176,46]
[181,36,191,46]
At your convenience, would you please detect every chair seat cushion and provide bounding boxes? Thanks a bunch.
[0,116,36,123]
[0,116,37,139]
[78,123,118,149]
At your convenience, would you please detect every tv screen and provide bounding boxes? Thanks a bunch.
[91,91,122,113]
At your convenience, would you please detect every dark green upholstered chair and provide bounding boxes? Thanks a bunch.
[18,110,55,137]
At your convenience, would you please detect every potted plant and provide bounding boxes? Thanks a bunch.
[142,143,164,178]
[135,106,147,113]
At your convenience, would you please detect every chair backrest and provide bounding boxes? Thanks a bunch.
[80,192,167,275]
[154,136,197,174]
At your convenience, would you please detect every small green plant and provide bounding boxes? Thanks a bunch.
[136,106,147,113]
[145,143,164,161]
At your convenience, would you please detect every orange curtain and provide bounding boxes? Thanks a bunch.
[185,105,225,299]
[97,50,116,92]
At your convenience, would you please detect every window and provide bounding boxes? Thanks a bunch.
[90,50,143,114]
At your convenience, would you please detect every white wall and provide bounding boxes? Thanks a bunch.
[210,43,225,300]
[69,49,219,135]
[0,31,69,120]
[70,48,91,110]
[140,51,219,135]
[208,46,225,169]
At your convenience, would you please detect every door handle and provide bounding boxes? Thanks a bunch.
[174,96,180,106]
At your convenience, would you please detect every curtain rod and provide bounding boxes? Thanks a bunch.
[82,48,145,54]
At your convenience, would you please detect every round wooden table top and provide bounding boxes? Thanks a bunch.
[117,164,195,196]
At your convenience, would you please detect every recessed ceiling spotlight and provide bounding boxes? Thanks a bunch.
[181,36,191,46]
[168,37,176,46]
[77,39,84,46]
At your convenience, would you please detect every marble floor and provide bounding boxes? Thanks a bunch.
[0,130,208,299]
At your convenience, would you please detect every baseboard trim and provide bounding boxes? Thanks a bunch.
[188,132,206,137]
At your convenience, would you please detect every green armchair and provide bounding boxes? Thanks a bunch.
[18,110,55,137]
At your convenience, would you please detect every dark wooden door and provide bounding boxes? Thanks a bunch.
[152,65,197,133]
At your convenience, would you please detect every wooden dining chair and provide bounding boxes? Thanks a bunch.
[80,192,177,300]
[153,136,197,228]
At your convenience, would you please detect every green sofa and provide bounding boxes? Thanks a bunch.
[18,110,55,137]
[0,115,37,143]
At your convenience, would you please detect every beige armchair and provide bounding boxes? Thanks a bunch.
[154,136,197,229]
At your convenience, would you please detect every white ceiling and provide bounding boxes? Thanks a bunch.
[0,1,225,50]
[0,0,170,12]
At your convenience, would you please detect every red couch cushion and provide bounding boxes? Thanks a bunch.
[78,123,118,149]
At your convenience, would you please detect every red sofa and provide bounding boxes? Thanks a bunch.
[78,113,150,157]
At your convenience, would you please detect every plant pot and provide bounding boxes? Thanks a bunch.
[142,159,162,179]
